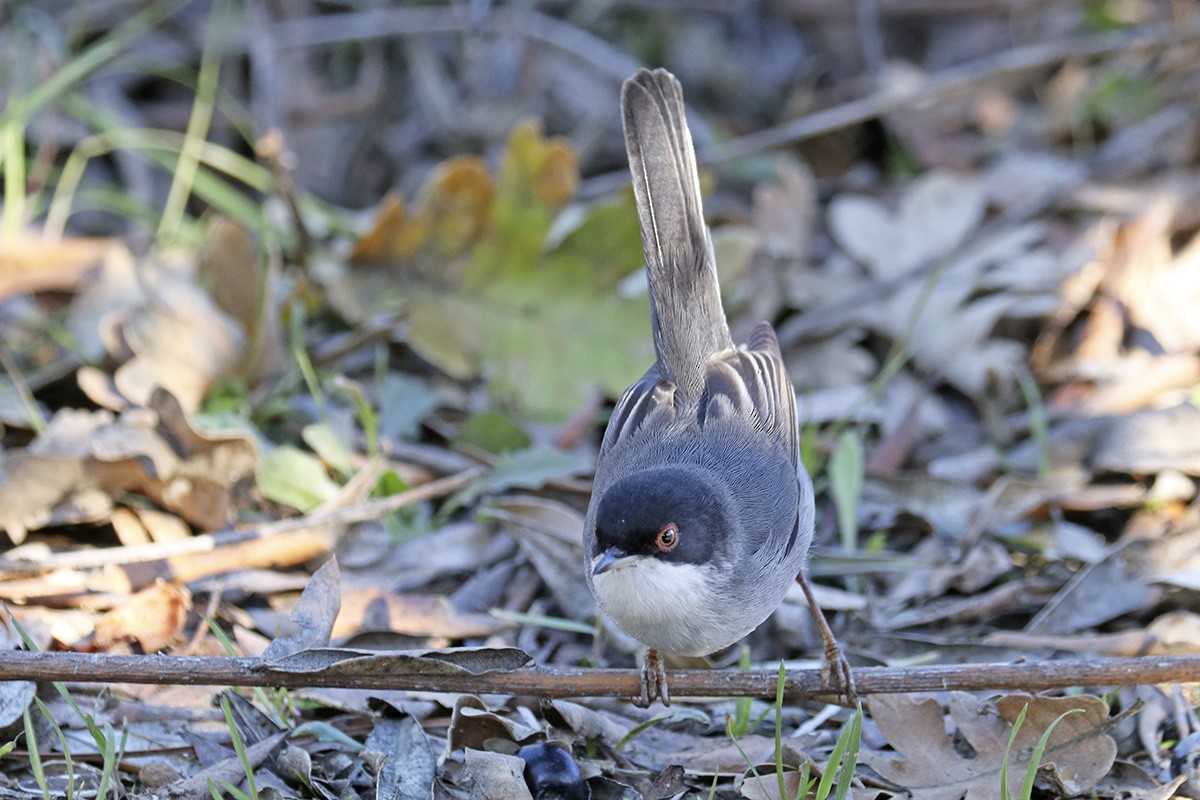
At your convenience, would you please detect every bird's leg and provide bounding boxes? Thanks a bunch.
[637,648,670,707]
[796,571,857,706]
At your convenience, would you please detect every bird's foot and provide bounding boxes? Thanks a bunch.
[797,571,858,707]
[637,648,670,708]
[820,638,858,707]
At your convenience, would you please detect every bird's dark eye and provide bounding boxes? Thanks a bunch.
[655,523,679,552]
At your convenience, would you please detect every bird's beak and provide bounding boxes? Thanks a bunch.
[592,546,637,576]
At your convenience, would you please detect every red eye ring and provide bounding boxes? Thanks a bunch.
[655,523,680,552]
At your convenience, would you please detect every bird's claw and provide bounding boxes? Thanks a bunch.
[821,639,858,707]
[637,648,670,708]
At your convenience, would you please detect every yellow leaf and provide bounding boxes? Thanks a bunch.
[532,140,578,208]
[349,192,429,264]
[417,156,494,255]
[498,121,578,210]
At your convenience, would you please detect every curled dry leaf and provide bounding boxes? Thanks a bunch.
[0,388,257,543]
[448,695,540,753]
[864,692,1117,800]
[260,645,532,675]
[93,578,191,653]
[0,236,121,299]
[262,558,341,661]
[198,217,286,384]
[1029,529,1200,635]
[0,619,35,730]
[68,247,245,412]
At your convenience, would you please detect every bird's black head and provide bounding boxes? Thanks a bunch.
[591,466,730,569]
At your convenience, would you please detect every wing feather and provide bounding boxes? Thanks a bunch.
[700,322,800,469]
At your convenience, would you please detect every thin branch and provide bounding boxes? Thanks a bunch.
[0,466,485,576]
[270,7,641,82]
[716,21,1200,161]
[3,651,1200,702]
[580,21,1200,200]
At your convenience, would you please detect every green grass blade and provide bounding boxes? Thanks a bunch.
[489,608,596,636]
[220,694,259,800]
[727,714,770,800]
[774,661,787,800]
[23,706,50,800]
[616,707,709,752]
[0,0,188,130]
[828,430,864,555]
[1019,708,1083,800]
[158,0,232,245]
[999,703,1029,800]
[33,697,73,800]
[216,777,253,800]
[1016,366,1051,478]
[816,706,863,800]
[95,722,118,800]
[2,121,26,239]
[833,706,863,800]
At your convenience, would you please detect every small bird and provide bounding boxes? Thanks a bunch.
[583,68,856,707]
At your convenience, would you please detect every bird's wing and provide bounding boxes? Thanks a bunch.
[698,322,800,470]
[598,366,676,458]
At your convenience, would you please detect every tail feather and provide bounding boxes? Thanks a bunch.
[622,68,732,401]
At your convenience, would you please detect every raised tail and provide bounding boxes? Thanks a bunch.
[622,68,732,401]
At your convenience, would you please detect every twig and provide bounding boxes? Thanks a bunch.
[271,6,641,82]
[255,129,310,271]
[716,22,1200,161]
[0,466,485,576]
[2,651,1199,701]
[580,21,1200,200]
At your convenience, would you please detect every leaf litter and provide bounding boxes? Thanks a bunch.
[2,3,1200,799]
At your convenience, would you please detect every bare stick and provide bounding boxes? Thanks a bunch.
[0,466,485,576]
[3,650,1200,702]
[716,22,1200,161]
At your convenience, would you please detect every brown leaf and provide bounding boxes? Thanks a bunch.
[365,716,437,800]
[333,589,514,640]
[448,695,539,753]
[93,579,191,652]
[418,157,494,255]
[348,192,428,264]
[162,531,332,587]
[260,645,531,675]
[864,692,1116,800]
[484,496,595,621]
[0,236,120,299]
[501,122,578,209]
[67,251,246,412]
[0,389,258,542]
[262,558,341,661]
[198,217,286,383]
[463,749,534,800]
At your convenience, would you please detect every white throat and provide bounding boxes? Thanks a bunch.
[591,556,741,656]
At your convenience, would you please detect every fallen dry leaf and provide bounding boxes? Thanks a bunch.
[198,217,286,384]
[262,558,341,660]
[93,578,191,652]
[68,250,245,411]
[864,692,1117,800]
[0,236,121,299]
[0,388,258,543]
[828,171,986,279]
[333,588,515,640]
